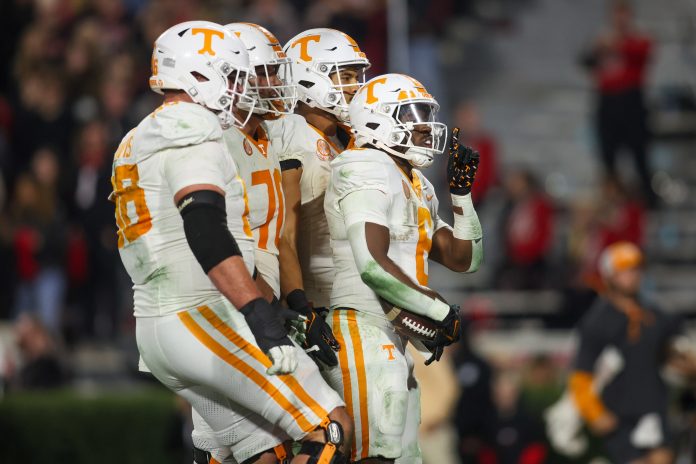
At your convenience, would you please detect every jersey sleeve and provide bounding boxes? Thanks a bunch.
[268,115,308,167]
[162,141,230,195]
[331,159,391,201]
[340,189,390,229]
[574,309,609,372]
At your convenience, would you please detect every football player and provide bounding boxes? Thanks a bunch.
[323,74,483,462]
[112,21,351,464]
[267,29,370,368]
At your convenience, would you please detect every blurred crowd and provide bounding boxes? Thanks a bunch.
[1,0,686,462]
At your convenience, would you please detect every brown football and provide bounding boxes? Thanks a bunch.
[379,298,440,342]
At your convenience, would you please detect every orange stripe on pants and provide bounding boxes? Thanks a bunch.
[196,306,329,421]
[332,311,356,460]
[346,311,370,460]
[177,311,315,433]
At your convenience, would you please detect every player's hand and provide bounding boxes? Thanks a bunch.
[421,340,445,366]
[447,127,479,196]
[437,305,461,345]
[590,412,618,436]
[266,345,298,375]
[422,305,461,366]
[286,289,340,367]
[240,298,297,375]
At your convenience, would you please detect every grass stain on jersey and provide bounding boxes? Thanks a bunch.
[360,261,414,309]
[339,167,353,179]
[177,121,191,130]
[147,266,169,284]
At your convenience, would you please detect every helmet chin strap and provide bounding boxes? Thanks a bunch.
[373,140,434,168]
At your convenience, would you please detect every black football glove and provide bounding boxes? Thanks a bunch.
[240,298,297,374]
[447,127,480,195]
[286,289,340,367]
[422,305,461,366]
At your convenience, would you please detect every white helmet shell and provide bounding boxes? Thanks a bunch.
[283,28,370,123]
[149,21,255,128]
[224,23,297,118]
[349,74,447,168]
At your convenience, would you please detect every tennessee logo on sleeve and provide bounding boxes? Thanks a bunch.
[316,139,332,161]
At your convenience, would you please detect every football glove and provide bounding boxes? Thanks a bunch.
[286,289,340,367]
[240,298,297,375]
[422,305,461,366]
[447,127,480,196]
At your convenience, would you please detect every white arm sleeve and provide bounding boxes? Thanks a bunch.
[162,141,229,195]
[339,189,450,322]
[451,193,483,272]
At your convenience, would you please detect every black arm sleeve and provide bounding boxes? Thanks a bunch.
[280,159,302,171]
[177,190,242,273]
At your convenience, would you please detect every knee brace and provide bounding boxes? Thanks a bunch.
[193,446,213,464]
[298,418,348,464]
[240,444,289,464]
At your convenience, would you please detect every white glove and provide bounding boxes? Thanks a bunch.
[266,344,298,375]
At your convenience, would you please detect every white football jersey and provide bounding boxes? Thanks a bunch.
[111,101,255,318]
[324,147,448,318]
[224,124,284,297]
[266,114,354,307]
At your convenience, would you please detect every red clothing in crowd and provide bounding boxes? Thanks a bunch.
[598,199,645,247]
[506,194,554,265]
[467,133,498,205]
[596,33,652,94]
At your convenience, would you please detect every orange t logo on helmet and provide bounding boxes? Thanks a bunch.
[364,77,387,104]
[340,32,367,59]
[290,34,321,61]
[192,28,225,56]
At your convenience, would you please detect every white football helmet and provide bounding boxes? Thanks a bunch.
[349,74,447,168]
[282,28,370,123]
[149,20,255,128]
[224,23,297,119]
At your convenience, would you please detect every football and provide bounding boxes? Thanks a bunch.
[379,298,440,342]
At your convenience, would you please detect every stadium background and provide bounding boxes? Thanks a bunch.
[0,0,695,462]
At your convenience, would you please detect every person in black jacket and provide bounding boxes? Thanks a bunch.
[569,242,693,464]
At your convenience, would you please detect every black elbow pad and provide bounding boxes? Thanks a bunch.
[177,190,242,273]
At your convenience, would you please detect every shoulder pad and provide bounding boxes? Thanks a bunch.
[135,102,223,154]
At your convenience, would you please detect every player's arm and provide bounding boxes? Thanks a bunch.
[165,143,296,375]
[279,161,340,366]
[430,128,483,273]
[254,272,276,303]
[278,164,305,297]
[340,189,452,323]
[569,319,615,435]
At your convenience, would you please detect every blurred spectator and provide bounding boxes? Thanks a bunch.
[581,0,656,206]
[453,323,495,464]
[522,355,562,416]
[67,120,121,339]
[10,68,74,181]
[453,101,499,207]
[412,345,460,464]
[496,169,554,289]
[565,176,645,294]
[479,371,548,464]
[303,0,387,75]
[595,176,645,249]
[244,0,300,44]
[11,148,69,334]
[569,242,693,464]
[3,313,69,391]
